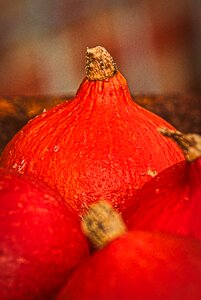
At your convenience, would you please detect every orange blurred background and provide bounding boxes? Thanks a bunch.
[0,0,200,96]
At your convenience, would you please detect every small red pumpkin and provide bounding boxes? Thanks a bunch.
[123,128,201,240]
[0,46,183,215]
[0,168,89,300]
[57,201,201,300]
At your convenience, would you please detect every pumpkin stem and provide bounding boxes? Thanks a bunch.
[81,200,127,249]
[158,127,201,162]
[86,46,118,81]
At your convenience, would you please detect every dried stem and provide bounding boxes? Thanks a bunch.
[86,46,118,81]
[158,127,201,162]
[81,200,127,249]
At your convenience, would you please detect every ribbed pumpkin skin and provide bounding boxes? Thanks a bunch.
[0,72,184,215]
[56,231,201,300]
[0,168,89,300]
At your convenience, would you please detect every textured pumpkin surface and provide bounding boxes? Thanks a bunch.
[0,168,89,300]
[0,70,184,215]
[0,93,200,154]
[123,132,201,240]
[57,230,201,300]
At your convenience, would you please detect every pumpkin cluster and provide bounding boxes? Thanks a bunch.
[0,46,201,299]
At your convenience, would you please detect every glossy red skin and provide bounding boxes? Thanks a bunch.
[0,168,89,300]
[57,230,201,300]
[0,72,184,215]
[123,158,201,240]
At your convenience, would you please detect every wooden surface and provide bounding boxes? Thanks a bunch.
[0,94,200,154]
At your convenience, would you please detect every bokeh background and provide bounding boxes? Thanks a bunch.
[0,0,201,96]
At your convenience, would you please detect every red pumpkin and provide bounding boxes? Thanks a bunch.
[57,201,201,300]
[0,168,89,300]
[123,129,201,240]
[0,46,183,215]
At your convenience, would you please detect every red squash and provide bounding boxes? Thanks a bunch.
[0,46,183,215]
[0,168,89,300]
[57,201,201,300]
[123,128,201,240]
